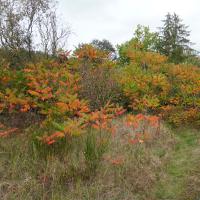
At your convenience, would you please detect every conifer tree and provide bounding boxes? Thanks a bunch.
[158,13,194,63]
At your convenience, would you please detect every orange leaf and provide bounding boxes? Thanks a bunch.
[28,90,40,97]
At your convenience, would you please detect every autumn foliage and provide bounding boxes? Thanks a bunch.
[0,42,200,147]
[119,49,200,127]
[0,58,126,145]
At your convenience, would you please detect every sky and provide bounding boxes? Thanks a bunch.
[58,0,200,51]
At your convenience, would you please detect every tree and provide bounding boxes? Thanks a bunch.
[133,24,159,52]
[90,39,116,60]
[21,0,52,58]
[117,25,159,65]
[49,11,70,56]
[0,0,54,64]
[0,0,52,51]
[38,10,70,57]
[91,39,115,53]
[38,12,52,57]
[158,13,194,63]
[0,0,70,63]
[0,0,25,51]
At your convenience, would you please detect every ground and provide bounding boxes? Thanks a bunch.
[0,121,200,200]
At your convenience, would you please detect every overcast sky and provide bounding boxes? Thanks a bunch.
[58,0,200,51]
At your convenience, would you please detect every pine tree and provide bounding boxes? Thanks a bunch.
[158,13,194,63]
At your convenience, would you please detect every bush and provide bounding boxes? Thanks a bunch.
[72,44,123,110]
[118,62,200,127]
[78,64,123,110]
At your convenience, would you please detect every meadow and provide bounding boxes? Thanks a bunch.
[0,2,200,198]
[0,44,200,199]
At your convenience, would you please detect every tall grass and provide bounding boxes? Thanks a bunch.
[0,119,178,200]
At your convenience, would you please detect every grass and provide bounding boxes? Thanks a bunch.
[0,121,200,200]
[154,128,200,200]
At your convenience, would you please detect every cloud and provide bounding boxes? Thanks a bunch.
[58,0,200,50]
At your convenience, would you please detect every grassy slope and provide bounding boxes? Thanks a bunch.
[155,128,200,200]
[0,124,200,200]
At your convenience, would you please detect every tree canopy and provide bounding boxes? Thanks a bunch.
[158,13,195,63]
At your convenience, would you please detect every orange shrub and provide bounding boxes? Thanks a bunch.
[118,55,200,127]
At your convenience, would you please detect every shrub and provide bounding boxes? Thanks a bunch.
[78,65,123,110]
[118,61,200,127]
[73,44,123,110]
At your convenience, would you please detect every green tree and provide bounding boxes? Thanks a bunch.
[91,39,115,54]
[158,13,195,63]
[118,25,159,65]
[133,24,159,51]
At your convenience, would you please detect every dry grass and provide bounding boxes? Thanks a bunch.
[1,118,200,200]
